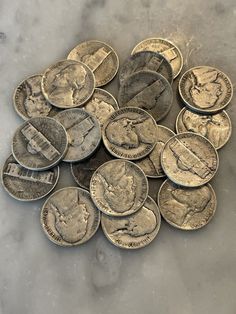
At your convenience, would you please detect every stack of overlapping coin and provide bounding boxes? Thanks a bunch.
[1,37,233,249]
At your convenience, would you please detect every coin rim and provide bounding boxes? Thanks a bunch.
[160,131,219,187]
[11,116,69,171]
[157,179,217,230]
[90,159,149,217]
[178,65,233,114]
[40,186,101,247]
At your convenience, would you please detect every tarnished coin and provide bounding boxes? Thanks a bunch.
[40,187,100,246]
[101,196,161,249]
[13,74,59,120]
[71,144,113,190]
[82,88,119,127]
[135,125,175,178]
[2,155,59,201]
[12,117,68,170]
[119,51,173,85]
[179,66,233,114]
[90,159,148,217]
[102,107,157,160]
[176,108,232,150]
[54,109,101,162]
[67,40,119,87]
[41,59,95,108]
[158,179,217,230]
[161,132,219,187]
[131,38,183,78]
[118,71,173,122]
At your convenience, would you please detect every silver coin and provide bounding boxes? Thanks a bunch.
[176,108,232,150]
[13,74,60,120]
[41,187,100,246]
[178,66,233,114]
[71,144,113,190]
[2,154,59,201]
[82,88,119,127]
[161,132,219,187]
[158,179,217,230]
[118,70,173,122]
[90,159,148,217]
[101,196,161,249]
[12,117,68,170]
[41,59,95,109]
[67,40,119,87]
[54,108,101,162]
[119,51,173,85]
[131,38,183,78]
[102,107,157,160]
[135,125,175,178]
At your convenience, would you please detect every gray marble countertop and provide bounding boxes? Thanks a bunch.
[0,1,235,313]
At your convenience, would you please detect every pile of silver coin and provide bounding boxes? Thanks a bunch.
[2,38,233,249]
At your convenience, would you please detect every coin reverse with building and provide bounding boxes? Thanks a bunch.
[161,132,219,187]
[101,196,161,249]
[54,108,101,162]
[178,66,233,114]
[41,187,100,246]
[13,74,59,120]
[90,159,148,217]
[82,88,119,127]
[135,125,175,178]
[41,59,95,109]
[158,179,217,230]
[176,108,232,150]
[102,107,157,160]
[12,117,68,170]
[119,51,173,85]
[67,40,119,87]
[131,38,183,78]
[2,154,59,201]
[118,70,173,122]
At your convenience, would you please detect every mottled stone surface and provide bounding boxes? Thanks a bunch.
[0,1,235,313]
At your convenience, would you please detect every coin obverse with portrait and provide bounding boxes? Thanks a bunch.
[102,107,157,160]
[41,187,100,246]
[158,179,217,230]
[41,59,95,109]
[179,66,233,114]
[90,159,148,217]
[102,196,161,249]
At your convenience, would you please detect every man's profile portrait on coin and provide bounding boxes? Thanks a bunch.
[49,190,90,243]
[49,64,87,106]
[162,185,211,226]
[189,68,222,109]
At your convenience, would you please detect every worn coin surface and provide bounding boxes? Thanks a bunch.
[67,40,119,87]
[54,108,101,162]
[135,125,175,178]
[158,179,217,230]
[41,187,100,246]
[13,74,59,120]
[131,38,183,78]
[101,196,161,249]
[161,132,219,187]
[176,108,232,150]
[118,70,173,122]
[119,51,173,85]
[178,66,233,114]
[41,59,95,108]
[71,144,113,190]
[12,117,68,170]
[2,154,59,201]
[90,159,148,217]
[82,88,119,127]
[102,107,157,160]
